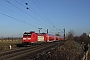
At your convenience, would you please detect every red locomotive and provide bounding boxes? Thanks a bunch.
[22,31,64,45]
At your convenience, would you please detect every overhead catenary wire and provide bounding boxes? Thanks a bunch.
[36,0,56,27]
[5,0,50,28]
[37,0,64,34]
[14,0,54,30]
[33,0,60,34]
[31,0,56,32]
[0,12,38,28]
[0,2,40,28]
[20,0,39,14]
[31,0,54,26]
[32,0,45,18]
[14,0,49,24]
[18,0,59,34]
[5,0,63,34]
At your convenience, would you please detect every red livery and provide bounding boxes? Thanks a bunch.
[22,31,64,45]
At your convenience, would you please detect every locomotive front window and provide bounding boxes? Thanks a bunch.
[23,34,31,36]
[28,34,31,36]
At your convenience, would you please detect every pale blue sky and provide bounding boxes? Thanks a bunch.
[0,0,90,37]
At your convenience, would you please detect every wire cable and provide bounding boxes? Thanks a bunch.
[18,0,56,32]
[14,0,53,29]
[5,0,49,28]
[33,0,58,33]
[0,2,40,28]
[14,0,47,23]
[36,0,55,27]
[0,12,38,28]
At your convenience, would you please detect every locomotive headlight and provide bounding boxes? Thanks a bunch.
[28,38,31,40]
[23,38,26,40]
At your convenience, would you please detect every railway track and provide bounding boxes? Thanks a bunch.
[0,42,62,60]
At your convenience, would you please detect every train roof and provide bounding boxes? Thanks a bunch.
[24,31,35,34]
[23,31,60,36]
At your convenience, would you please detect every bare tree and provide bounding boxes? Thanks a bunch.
[66,30,74,40]
[81,33,88,39]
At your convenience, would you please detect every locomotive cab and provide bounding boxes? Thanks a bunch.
[22,31,45,45]
[22,31,35,45]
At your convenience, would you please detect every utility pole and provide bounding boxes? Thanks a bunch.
[64,28,65,40]
[38,28,42,33]
[47,29,48,34]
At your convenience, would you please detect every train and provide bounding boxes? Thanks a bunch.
[22,31,64,45]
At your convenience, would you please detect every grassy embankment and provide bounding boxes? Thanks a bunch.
[52,40,83,60]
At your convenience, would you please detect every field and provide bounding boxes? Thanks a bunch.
[0,39,22,51]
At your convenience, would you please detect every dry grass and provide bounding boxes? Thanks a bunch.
[51,40,83,60]
[35,40,84,60]
[0,39,22,51]
[87,45,90,60]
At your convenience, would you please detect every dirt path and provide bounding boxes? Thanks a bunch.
[82,44,90,60]
[82,51,89,60]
